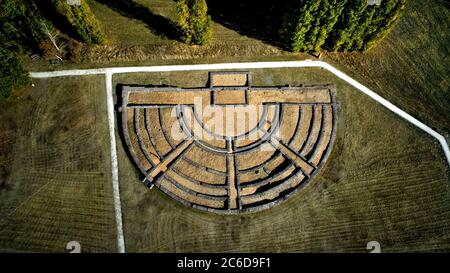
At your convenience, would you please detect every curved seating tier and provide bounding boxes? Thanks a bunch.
[121,82,336,213]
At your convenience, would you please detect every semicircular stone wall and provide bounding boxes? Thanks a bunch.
[120,72,337,214]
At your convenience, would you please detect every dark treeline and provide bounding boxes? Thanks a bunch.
[281,0,408,52]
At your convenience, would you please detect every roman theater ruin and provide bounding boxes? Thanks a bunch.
[119,72,337,213]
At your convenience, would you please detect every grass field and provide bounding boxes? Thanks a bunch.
[1,0,448,253]
[324,0,450,133]
[26,0,449,134]
[0,76,117,252]
[57,0,295,67]
[113,69,450,252]
[0,68,447,252]
[95,0,450,134]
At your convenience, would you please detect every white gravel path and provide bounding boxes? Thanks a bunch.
[30,60,450,253]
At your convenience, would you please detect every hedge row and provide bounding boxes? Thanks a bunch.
[281,0,407,52]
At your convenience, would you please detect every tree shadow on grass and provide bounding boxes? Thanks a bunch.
[34,0,85,42]
[205,0,289,49]
[96,0,181,41]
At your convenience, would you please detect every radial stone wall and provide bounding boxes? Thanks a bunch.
[119,72,337,214]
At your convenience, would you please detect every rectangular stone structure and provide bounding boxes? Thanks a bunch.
[210,72,249,87]
[120,72,336,214]
[126,87,210,106]
[248,88,332,105]
[213,89,247,105]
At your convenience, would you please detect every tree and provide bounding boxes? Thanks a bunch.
[177,0,212,45]
[282,0,407,52]
[0,0,48,52]
[49,0,106,45]
[326,0,407,51]
[326,0,367,51]
[309,0,347,53]
[363,0,407,50]
[281,0,347,53]
[0,47,31,100]
[0,0,49,100]
[280,0,320,52]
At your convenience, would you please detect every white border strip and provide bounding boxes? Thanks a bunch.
[31,60,450,253]
[105,72,125,253]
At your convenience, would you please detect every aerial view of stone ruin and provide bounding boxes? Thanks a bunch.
[121,72,336,213]
[0,0,449,261]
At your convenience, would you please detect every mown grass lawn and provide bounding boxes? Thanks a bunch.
[2,0,447,252]
[0,76,117,252]
[28,0,448,133]
[113,69,450,252]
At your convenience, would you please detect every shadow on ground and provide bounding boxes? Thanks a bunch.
[96,0,181,41]
[35,0,86,42]
[205,0,289,48]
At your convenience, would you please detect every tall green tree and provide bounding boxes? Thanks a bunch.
[49,0,106,45]
[281,0,321,52]
[326,0,407,51]
[363,0,407,50]
[282,0,407,52]
[326,0,367,51]
[0,0,48,51]
[281,0,347,52]
[310,0,347,52]
[177,0,212,45]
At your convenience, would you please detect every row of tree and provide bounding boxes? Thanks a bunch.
[1,0,407,100]
[176,0,407,51]
[281,0,407,52]
[0,0,213,99]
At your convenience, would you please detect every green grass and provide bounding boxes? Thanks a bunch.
[89,0,174,46]
[0,76,117,252]
[25,0,300,71]
[0,68,447,252]
[26,0,449,134]
[89,0,278,48]
[113,69,450,252]
[323,0,450,133]
[1,0,447,252]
